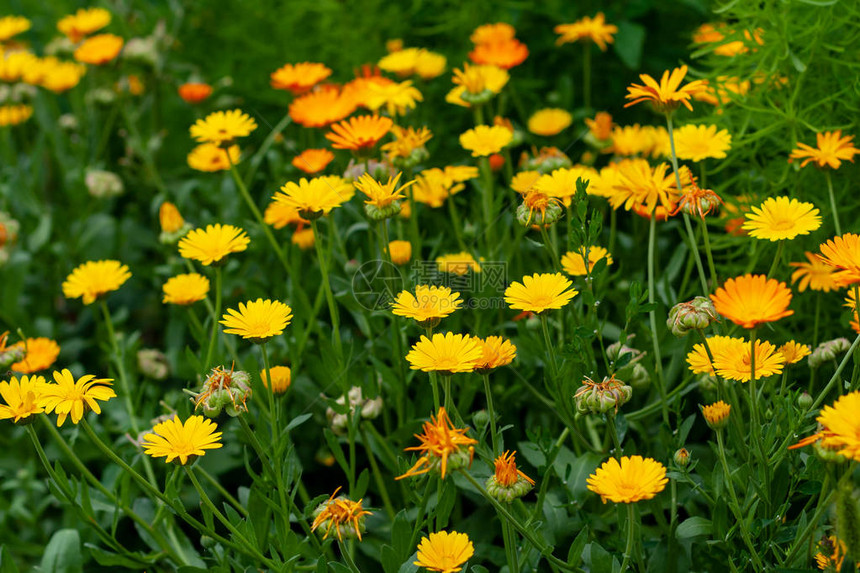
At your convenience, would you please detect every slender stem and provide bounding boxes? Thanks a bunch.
[482,374,499,456]
[480,156,496,256]
[539,315,559,380]
[582,42,591,111]
[446,196,468,252]
[646,213,669,425]
[699,218,718,290]
[197,465,248,518]
[408,479,434,551]
[539,225,562,271]
[502,518,520,573]
[607,412,622,458]
[359,424,396,520]
[748,329,762,457]
[204,267,222,372]
[766,241,785,279]
[813,292,821,347]
[261,343,280,447]
[825,171,841,235]
[310,218,343,360]
[338,540,362,573]
[619,504,636,572]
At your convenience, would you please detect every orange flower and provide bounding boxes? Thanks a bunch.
[817,233,860,287]
[326,115,393,151]
[470,23,516,45]
[585,112,613,141]
[178,83,212,104]
[789,130,859,170]
[74,34,124,66]
[289,86,357,128]
[554,13,618,51]
[292,149,335,174]
[270,62,332,94]
[790,252,839,292]
[624,65,706,113]
[469,39,529,69]
[396,407,477,480]
[710,274,793,329]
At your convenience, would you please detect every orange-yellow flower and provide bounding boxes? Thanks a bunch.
[270,62,331,94]
[624,65,706,113]
[414,531,475,573]
[62,260,131,305]
[178,82,212,104]
[505,273,578,313]
[11,338,60,374]
[459,125,512,157]
[710,274,793,329]
[790,252,839,292]
[288,86,357,128]
[58,8,110,43]
[292,149,335,174]
[187,143,240,172]
[561,246,613,276]
[39,369,115,427]
[741,196,821,241]
[190,109,257,147]
[405,333,482,374]
[554,13,618,51]
[789,130,859,169]
[587,456,667,503]
[469,39,529,69]
[396,407,477,480]
[311,487,371,541]
[326,115,393,151]
[527,108,573,136]
[817,234,860,287]
[474,336,516,372]
[0,16,30,43]
[470,23,516,45]
[73,34,124,65]
[178,224,249,266]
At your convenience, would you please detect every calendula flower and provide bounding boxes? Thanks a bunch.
[710,274,793,329]
[326,115,393,151]
[673,179,722,219]
[159,202,185,233]
[190,109,257,147]
[396,407,477,480]
[378,47,443,78]
[389,240,412,265]
[406,333,482,374]
[289,86,357,128]
[585,112,614,141]
[354,171,415,209]
[187,143,240,172]
[686,335,743,375]
[789,130,858,169]
[141,415,223,465]
[554,13,618,50]
[37,60,87,93]
[178,82,212,104]
[701,401,731,429]
[11,338,60,374]
[0,375,45,424]
[62,260,131,305]
[273,176,353,219]
[0,16,30,42]
[220,299,293,343]
[452,62,510,98]
[624,65,706,113]
[260,366,291,394]
[711,339,785,382]
[459,125,512,157]
[264,203,308,229]
[741,197,821,241]
[469,39,529,69]
[610,159,679,214]
[311,487,371,541]
[364,79,423,116]
[790,252,839,292]
[414,530,475,573]
[392,286,462,326]
[162,273,209,305]
[673,124,732,161]
[817,234,860,287]
[511,171,541,194]
[471,23,516,44]
[505,273,578,313]
[778,341,811,365]
[39,369,115,427]
[58,8,110,42]
[561,246,613,276]
[179,224,249,266]
[292,148,335,174]
[382,126,433,161]
[270,62,331,94]
[815,535,848,571]
[436,252,482,275]
[587,456,668,503]
[790,391,860,462]
[527,108,573,136]
[73,34,124,65]
[474,336,516,373]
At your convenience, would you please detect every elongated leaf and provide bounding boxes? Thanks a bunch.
[41,529,83,573]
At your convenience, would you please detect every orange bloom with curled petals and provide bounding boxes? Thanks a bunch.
[396,407,477,480]
[817,233,860,287]
[289,86,357,128]
[469,39,528,69]
[326,115,393,151]
[789,130,858,170]
[178,83,212,104]
[710,274,793,329]
[292,149,334,174]
[12,338,60,374]
[624,65,706,113]
[270,62,331,94]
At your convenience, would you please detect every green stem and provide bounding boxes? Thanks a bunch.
[446,196,468,252]
[582,42,591,111]
[261,343,280,447]
[338,540,362,573]
[482,374,499,456]
[607,412,622,458]
[502,518,520,573]
[311,218,343,360]
[359,424,396,520]
[539,225,562,271]
[766,241,785,279]
[699,218,718,290]
[204,266,222,372]
[619,504,636,573]
[825,170,841,235]
[646,212,669,425]
[539,315,559,381]
[480,156,496,256]
[197,465,248,518]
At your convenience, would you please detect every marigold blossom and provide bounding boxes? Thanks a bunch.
[62,260,131,305]
[73,34,124,65]
[220,299,293,343]
[178,82,212,104]
[527,108,573,136]
[178,224,249,266]
[260,366,291,394]
[405,333,482,374]
[11,338,60,374]
[710,274,793,329]
[396,407,477,480]
[701,401,731,429]
[311,487,372,541]
[0,16,31,42]
[554,13,618,51]
[414,531,475,573]
[58,8,111,42]
[673,124,732,162]
[778,341,811,365]
[0,375,45,424]
[141,415,222,465]
[561,246,613,276]
[39,369,115,427]
[587,456,668,503]
[436,252,481,275]
[273,176,353,218]
[789,130,858,169]
[187,143,240,172]
[474,336,516,372]
[817,233,860,287]
[326,115,393,151]
[790,391,860,462]
[270,62,331,94]
[162,273,210,305]
[790,252,839,292]
[392,286,462,325]
[741,196,821,241]
[459,125,512,157]
[505,273,578,313]
[711,339,785,382]
[190,109,257,146]
[624,65,706,113]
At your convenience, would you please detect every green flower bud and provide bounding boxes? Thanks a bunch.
[460,89,494,105]
[667,296,719,337]
[365,201,402,221]
[797,392,814,410]
[574,375,633,415]
[673,448,691,468]
[810,338,851,369]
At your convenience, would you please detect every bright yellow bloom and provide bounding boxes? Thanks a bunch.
[624,65,706,112]
[459,125,512,157]
[534,166,598,205]
[474,336,516,372]
[817,233,860,287]
[701,401,731,429]
[292,148,335,174]
[289,86,357,128]
[220,299,293,343]
[587,456,667,503]
[141,415,223,465]
[38,60,87,93]
[58,8,110,42]
[742,196,821,241]
[326,115,393,151]
[270,62,331,94]
[273,176,353,218]
[382,126,433,160]
[561,246,613,276]
[436,252,481,275]
[414,530,475,573]
[711,339,785,382]
[815,535,848,571]
[187,143,240,172]
[378,47,446,79]
[452,62,510,95]
[778,341,811,365]
[264,203,307,230]
[159,202,185,233]
[471,23,516,45]
[790,251,839,292]
[0,375,45,424]
[311,487,372,541]
[554,13,618,51]
[527,108,572,136]
[11,338,60,374]
[292,227,315,250]
[162,273,209,305]
[62,260,131,305]
[392,286,462,325]
[190,109,257,146]
[39,369,115,427]
[686,335,743,375]
[73,34,124,66]
[710,274,793,329]
[406,333,482,374]
[511,171,541,194]
[673,124,732,162]
[414,51,447,80]
[179,224,249,266]
[397,407,477,480]
[610,160,678,213]
[364,79,423,116]
[389,240,412,265]
[505,273,578,313]
[0,51,37,83]
[789,130,858,169]
[791,391,860,462]
[354,172,415,208]
[0,16,30,42]
[261,366,291,393]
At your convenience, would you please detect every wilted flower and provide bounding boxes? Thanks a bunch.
[190,365,252,417]
[486,451,535,502]
[311,487,371,541]
[574,375,633,415]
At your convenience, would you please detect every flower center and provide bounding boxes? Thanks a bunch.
[770,218,795,232]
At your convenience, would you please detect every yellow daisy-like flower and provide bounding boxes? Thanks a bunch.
[73,34,124,66]
[609,159,678,213]
[791,391,860,463]
[178,224,249,266]
[436,252,482,275]
[382,126,433,160]
[326,115,393,151]
[406,333,482,374]
[459,125,513,157]
[452,62,510,96]
[62,260,131,305]
[11,338,60,374]
[673,124,732,162]
[0,375,45,424]
[741,196,821,241]
[778,341,811,365]
[561,246,613,276]
[414,530,475,573]
[162,273,210,305]
[187,143,240,172]
[686,335,743,375]
[817,233,860,287]
[389,240,412,265]
[272,176,353,219]
[363,79,424,117]
[710,274,793,329]
[396,407,477,480]
[220,299,293,343]
[392,286,462,326]
[354,172,415,209]
[292,227,315,250]
[57,8,111,43]
[39,369,115,427]
[292,148,335,174]
[270,62,331,94]
[311,487,372,541]
[711,339,785,382]
[587,455,668,504]
[190,109,257,147]
[474,336,516,372]
[527,108,573,137]
[264,202,307,230]
[789,130,858,170]
[554,13,618,51]
[701,401,731,429]
[260,366,291,394]
[141,415,223,465]
[624,65,706,113]
[790,252,839,293]
[289,85,357,128]
[505,272,578,313]
[0,16,31,42]
[159,202,185,234]
[511,171,541,194]
[39,60,87,93]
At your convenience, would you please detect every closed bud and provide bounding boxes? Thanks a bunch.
[797,392,814,410]
[667,296,719,337]
[460,89,494,105]
[365,201,402,221]
[674,448,691,468]
[85,169,124,199]
[574,375,633,415]
[810,338,852,369]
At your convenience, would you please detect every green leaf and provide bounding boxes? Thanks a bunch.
[0,546,20,573]
[391,510,412,558]
[285,413,313,432]
[676,516,712,539]
[328,563,352,573]
[613,22,646,69]
[41,529,83,573]
[323,429,351,477]
[85,545,151,569]
[381,544,401,573]
[567,528,588,565]
[397,553,420,573]
[588,541,615,573]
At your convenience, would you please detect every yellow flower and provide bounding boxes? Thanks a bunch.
[0,375,45,424]
[0,15,31,42]
[62,260,131,305]
[141,415,223,465]
[292,227,315,250]
[474,336,516,372]
[505,272,578,313]
[815,535,848,572]
[789,130,858,169]
[459,125,512,157]
[178,224,249,266]
[382,126,433,160]
[326,115,393,151]
[162,273,210,305]
[272,176,353,219]
[587,455,667,503]
[452,62,510,96]
[392,286,462,325]
[220,299,293,343]
[406,333,482,374]
[159,202,185,233]
[364,79,423,116]
[378,47,425,76]
[778,341,811,365]
[190,109,257,147]
[701,401,731,429]
[554,13,618,51]
[710,274,793,329]
[673,124,732,162]
[73,34,124,66]
[261,366,291,393]
[610,160,678,213]
[471,23,516,45]
[534,166,598,204]
[396,407,477,480]
[311,487,372,541]
[686,335,744,375]
[39,369,115,427]
[414,530,475,573]
[817,233,860,287]
[292,148,335,174]
[561,246,613,276]
[11,338,60,374]
[511,171,541,194]
[187,143,240,172]
[788,252,837,292]
[289,86,357,128]
[624,65,706,113]
[792,391,860,462]
[711,339,785,382]
[264,203,307,230]
[741,196,821,241]
[269,62,331,94]
[58,8,111,42]
[389,240,412,265]
[415,51,447,80]
[39,60,87,93]
[436,252,482,275]
[354,172,415,208]
[527,108,573,137]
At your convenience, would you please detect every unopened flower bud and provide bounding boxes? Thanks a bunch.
[472,409,490,431]
[674,448,691,468]
[809,338,852,369]
[486,451,535,503]
[85,169,124,199]
[460,89,494,105]
[122,36,158,67]
[365,201,402,221]
[667,296,719,337]
[574,375,633,415]
[797,392,813,410]
[326,387,384,434]
[701,401,730,430]
[360,396,383,419]
[137,348,169,380]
